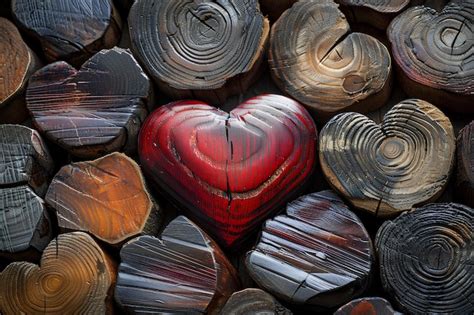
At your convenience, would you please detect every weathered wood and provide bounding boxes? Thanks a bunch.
[375,203,474,314]
[269,0,392,120]
[337,0,410,29]
[220,288,292,315]
[456,121,474,207]
[45,152,161,245]
[0,18,41,123]
[319,99,455,217]
[26,47,150,159]
[245,191,374,310]
[334,297,401,315]
[388,0,474,113]
[0,232,116,315]
[259,0,297,22]
[128,0,269,104]
[115,215,240,314]
[11,0,122,64]
[139,95,316,249]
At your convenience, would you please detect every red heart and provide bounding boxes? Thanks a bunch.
[139,94,317,248]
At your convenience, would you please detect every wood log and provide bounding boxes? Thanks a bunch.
[456,121,474,207]
[387,1,474,113]
[334,297,401,315]
[336,0,410,30]
[128,0,269,104]
[138,95,316,249]
[115,215,240,314]
[319,99,455,217]
[0,18,41,123]
[269,0,392,121]
[26,47,150,159]
[259,0,297,22]
[0,232,116,315]
[245,191,374,310]
[375,203,474,314]
[220,288,292,315]
[11,0,122,65]
[45,152,161,246]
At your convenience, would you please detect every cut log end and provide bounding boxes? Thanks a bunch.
[334,297,401,315]
[456,121,474,207]
[259,0,298,22]
[319,99,455,216]
[220,288,293,315]
[375,203,474,314]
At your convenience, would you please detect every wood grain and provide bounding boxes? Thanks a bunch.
[11,0,122,64]
[388,0,474,112]
[259,0,297,21]
[0,232,116,315]
[115,215,240,314]
[220,288,292,315]
[319,99,455,216]
[128,0,269,104]
[45,152,161,245]
[139,95,316,249]
[456,121,474,207]
[245,191,373,309]
[334,297,401,315]
[269,0,392,120]
[26,47,150,159]
[375,203,474,314]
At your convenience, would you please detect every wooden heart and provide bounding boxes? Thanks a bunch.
[139,94,317,248]
[26,47,150,159]
[319,99,455,216]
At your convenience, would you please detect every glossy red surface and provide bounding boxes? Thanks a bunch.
[139,94,317,248]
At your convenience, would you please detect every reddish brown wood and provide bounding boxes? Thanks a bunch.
[115,216,240,314]
[26,47,151,159]
[138,94,317,248]
[334,297,401,315]
[245,191,374,310]
[456,121,474,207]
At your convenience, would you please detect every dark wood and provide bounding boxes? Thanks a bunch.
[220,288,292,315]
[0,232,116,315]
[334,297,401,315]
[45,152,161,245]
[375,203,474,314]
[456,121,474,207]
[115,215,240,314]
[128,0,269,104]
[388,0,474,113]
[0,18,41,123]
[138,95,316,249]
[337,0,410,29]
[26,47,150,159]
[269,0,392,121]
[245,191,374,310]
[259,0,297,22]
[11,0,122,64]
[319,99,455,216]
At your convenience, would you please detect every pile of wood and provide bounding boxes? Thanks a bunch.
[0,0,472,314]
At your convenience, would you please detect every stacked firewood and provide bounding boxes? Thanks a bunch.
[0,0,472,314]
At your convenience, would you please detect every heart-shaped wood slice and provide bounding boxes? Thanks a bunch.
[26,47,150,159]
[115,215,240,314]
[138,94,317,248]
[319,99,455,216]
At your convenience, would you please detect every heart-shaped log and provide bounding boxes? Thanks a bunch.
[334,297,401,315]
[26,47,150,159]
[0,232,116,315]
[220,289,292,315]
[139,95,316,248]
[259,0,298,21]
[0,18,41,123]
[336,0,410,29]
[269,0,392,120]
[456,121,474,207]
[245,191,373,309]
[388,1,474,112]
[319,99,455,217]
[115,215,240,314]
[128,0,269,104]
[11,0,122,64]
[375,203,474,314]
[46,152,161,245]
